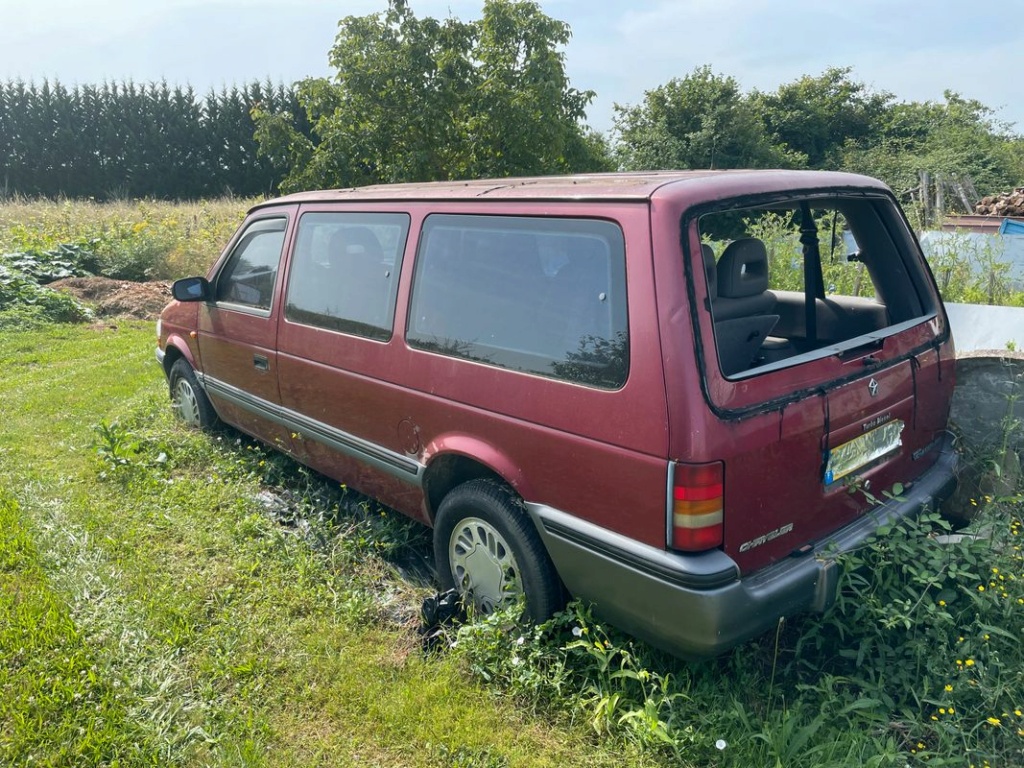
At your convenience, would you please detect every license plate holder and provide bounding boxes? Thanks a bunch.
[824,420,904,486]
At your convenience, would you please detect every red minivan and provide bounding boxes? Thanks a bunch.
[157,171,958,658]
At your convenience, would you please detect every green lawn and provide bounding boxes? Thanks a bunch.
[2,322,1022,768]
[0,323,653,767]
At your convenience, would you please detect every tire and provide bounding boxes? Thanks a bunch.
[168,358,219,430]
[434,478,564,623]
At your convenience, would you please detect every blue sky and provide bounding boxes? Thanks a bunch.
[1,0,1022,136]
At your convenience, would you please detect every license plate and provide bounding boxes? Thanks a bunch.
[824,420,904,485]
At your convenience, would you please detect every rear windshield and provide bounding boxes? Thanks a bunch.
[407,214,629,389]
[695,195,938,378]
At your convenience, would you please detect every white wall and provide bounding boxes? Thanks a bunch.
[945,303,1024,354]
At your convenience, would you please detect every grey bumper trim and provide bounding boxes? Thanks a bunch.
[534,513,740,590]
[528,435,958,659]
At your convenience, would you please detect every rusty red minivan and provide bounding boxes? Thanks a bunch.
[156,171,958,658]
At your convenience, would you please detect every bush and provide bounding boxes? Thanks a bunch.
[924,231,1023,306]
[790,495,1024,763]
[0,242,97,284]
[0,264,91,326]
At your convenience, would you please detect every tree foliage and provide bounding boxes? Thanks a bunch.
[613,66,798,171]
[3,22,1022,205]
[0,79,303,199]
[254,0,609,193]
[752,66,892,168]
[614,65,1023,201]
[841,91,1024,197]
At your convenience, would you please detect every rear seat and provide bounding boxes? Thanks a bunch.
[711,238,780,375]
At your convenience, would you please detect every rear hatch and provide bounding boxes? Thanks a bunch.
[676,187,954,573]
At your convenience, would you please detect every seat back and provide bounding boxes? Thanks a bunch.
[711,238,778,374]
[702,243,717,301]
[713,238,775,320]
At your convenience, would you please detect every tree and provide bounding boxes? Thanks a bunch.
[253,0,604,192]
[0,78,300,199]
[842,91,1024,204]
[613,66,797,171]
[754,67,892,168]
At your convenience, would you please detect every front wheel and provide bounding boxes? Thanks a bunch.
[433,479,564,622]
[168,358,219,430]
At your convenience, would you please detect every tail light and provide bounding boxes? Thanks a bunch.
[669,461,724,551]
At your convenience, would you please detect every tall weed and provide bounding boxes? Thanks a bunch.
[0,198,250,281]
[450,490,1023,766]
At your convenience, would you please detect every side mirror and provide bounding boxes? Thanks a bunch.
[172,277,211,302]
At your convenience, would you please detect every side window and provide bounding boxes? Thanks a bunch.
[285,212,410,341]
[215,217,287,310]
[407,214,629,389]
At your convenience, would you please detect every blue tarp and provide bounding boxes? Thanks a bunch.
[998,218,1024,235]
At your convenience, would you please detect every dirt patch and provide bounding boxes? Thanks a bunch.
[51,277,171,320]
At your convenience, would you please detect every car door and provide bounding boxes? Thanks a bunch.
[275,208,419,509]
[197,211,296,451]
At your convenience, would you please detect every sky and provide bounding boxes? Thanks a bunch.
[1,0,1022,136]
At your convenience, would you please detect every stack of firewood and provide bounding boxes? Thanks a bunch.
[975,188,1024,216]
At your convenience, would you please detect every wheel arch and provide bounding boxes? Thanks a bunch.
[161,336,196,378]
[422,453,504,525]
[421,439,528,526]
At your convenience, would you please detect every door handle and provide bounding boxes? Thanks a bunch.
[253,354,270,371]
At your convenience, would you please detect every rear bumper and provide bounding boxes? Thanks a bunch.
[527,435,958,659]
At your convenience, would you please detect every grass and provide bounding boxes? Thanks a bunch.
[0,491,162,765]
[0,323,653,767]
[2,324,1021,768]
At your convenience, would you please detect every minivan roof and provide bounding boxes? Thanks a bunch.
[253,170,890,210]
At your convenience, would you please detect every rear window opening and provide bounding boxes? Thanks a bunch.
[696,195,938,378]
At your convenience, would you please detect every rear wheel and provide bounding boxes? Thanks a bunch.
[433,478,563,622]
[168,358,219,430]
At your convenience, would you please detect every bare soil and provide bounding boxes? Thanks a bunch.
[51,277,171,320]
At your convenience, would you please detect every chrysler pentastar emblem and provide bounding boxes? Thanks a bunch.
[868,378,879,397]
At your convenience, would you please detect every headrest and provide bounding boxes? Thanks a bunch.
[717,238,769,298]
[331,226,383,260]
[701,243,717,300]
